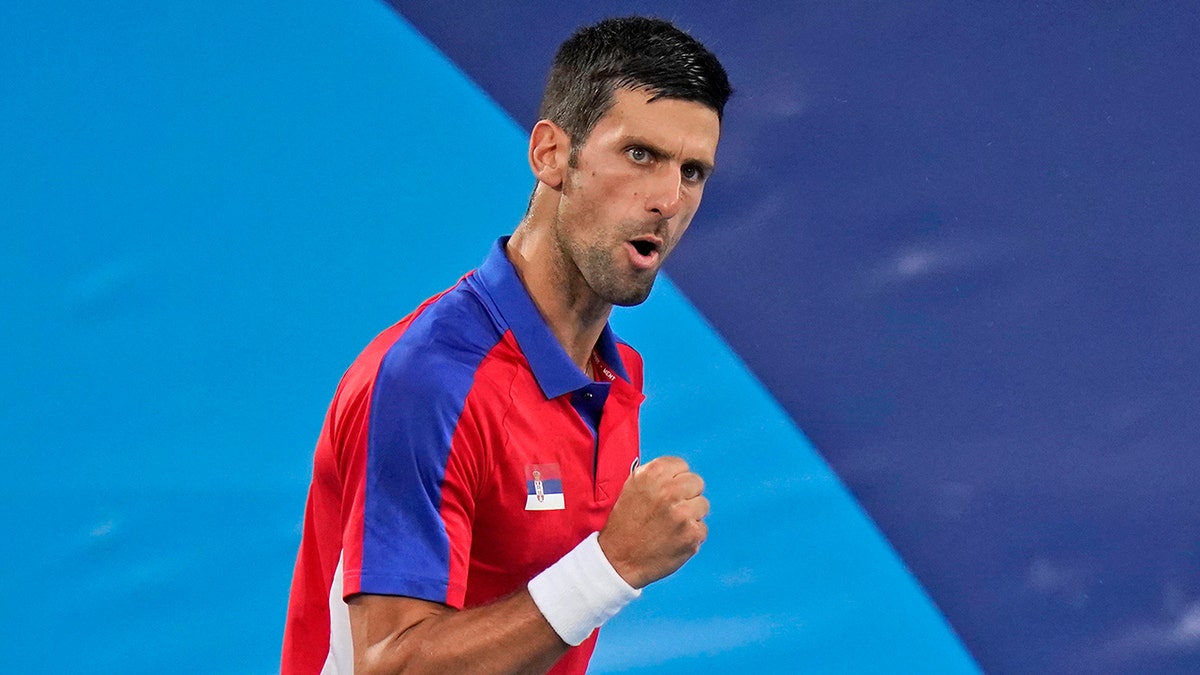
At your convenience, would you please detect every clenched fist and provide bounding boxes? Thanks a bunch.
[597,456,709,589]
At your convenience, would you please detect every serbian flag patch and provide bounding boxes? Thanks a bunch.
[525,463,565,511]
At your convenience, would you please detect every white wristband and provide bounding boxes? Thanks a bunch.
[527,531,642,646]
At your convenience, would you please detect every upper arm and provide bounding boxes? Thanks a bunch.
[343,306,500,608]
[347,594,454,671]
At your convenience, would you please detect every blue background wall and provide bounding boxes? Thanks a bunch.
[4,2,1198,673]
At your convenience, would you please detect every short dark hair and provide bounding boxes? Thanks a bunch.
[538,16,732,147]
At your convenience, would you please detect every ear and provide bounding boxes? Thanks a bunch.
[528,120,569,189]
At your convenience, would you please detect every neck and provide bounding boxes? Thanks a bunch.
[506,202,611,373]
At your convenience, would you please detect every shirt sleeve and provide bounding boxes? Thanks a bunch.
[338,325,494,608]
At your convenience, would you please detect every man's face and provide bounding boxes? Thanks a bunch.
[551,87,721,307]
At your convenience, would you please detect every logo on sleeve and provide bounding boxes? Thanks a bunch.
[525,463,565,511]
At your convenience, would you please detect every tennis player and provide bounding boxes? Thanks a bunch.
[282,16,732,674]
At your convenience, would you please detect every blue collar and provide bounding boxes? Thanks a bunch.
[472,237,630,399]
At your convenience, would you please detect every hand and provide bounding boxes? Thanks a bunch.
[597,456,709,589]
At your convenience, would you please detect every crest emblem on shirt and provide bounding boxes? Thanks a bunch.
[524,463,564,511]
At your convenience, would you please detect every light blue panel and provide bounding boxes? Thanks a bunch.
[1,2,526,672]
[1,1,976,672]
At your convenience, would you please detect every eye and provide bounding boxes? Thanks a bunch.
[682,164,708,184]
[627,146,651,164]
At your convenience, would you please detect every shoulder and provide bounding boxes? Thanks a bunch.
[373,278,507,408]
[328,277,507,420]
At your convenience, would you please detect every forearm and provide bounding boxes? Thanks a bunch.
[351,589,568,675]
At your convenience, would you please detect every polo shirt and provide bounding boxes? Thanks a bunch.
[282,237,646,675]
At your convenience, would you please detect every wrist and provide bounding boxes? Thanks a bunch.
[595,530,642,589]
[527,532,642,646]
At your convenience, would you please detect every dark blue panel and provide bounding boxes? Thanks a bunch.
[391,2,1200,672]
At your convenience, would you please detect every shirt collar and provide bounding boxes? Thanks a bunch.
[473,236,630,399]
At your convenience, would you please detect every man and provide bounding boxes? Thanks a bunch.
[282,16,732,674]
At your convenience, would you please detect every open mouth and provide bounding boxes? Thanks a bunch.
[626,236,664,270]
[630,239,658,257]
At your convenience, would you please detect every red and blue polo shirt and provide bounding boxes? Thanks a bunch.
[282,237,645,674]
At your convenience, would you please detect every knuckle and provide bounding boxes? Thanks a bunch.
[639,458,664,480]
[658,455,688,473]
[668,472,703,499]
[669,500,689,520]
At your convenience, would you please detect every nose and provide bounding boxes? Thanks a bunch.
[646,165,683,220]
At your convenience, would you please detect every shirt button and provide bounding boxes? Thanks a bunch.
[583,391,593,399]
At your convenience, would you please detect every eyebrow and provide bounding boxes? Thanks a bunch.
[627,136,716,175]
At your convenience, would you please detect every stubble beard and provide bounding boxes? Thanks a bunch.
[551,213,658,309]
[577,244,656,307]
